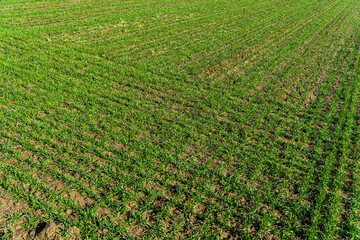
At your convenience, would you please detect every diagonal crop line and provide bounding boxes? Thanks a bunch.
[306,13,360,239]
[208,0,348,103]
[272,9,356,104]
[202,0,338,85]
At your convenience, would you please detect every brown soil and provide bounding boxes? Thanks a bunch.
[0,190,63,240]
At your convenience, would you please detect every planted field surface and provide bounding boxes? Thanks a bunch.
[0,0,360,238]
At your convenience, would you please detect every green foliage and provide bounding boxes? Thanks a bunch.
[0,0,359,238]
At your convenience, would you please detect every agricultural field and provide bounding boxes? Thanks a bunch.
[0,0,359,239]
